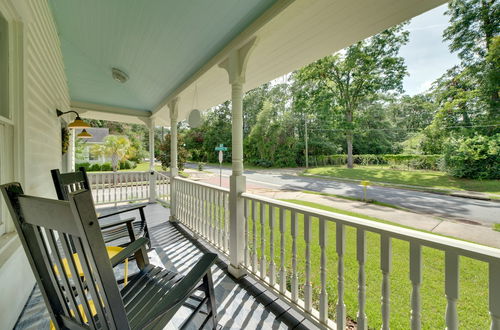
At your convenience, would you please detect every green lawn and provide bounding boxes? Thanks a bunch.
[246,199,489,329]
[304,165,500,194]
[118,162,163,172]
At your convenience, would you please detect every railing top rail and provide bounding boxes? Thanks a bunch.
[153,170,170,179]
[174,176,230,193]
[241,192,500,263]
[87,171,150,175]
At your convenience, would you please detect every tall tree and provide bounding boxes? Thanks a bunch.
[295,24,409,167]
[443,0,499,124]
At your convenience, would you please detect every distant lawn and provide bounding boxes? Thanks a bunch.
[247,199,489,329]
[119,162,163,172]
[304,165,500,194]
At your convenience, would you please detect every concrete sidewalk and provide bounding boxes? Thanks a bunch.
[249,188,500,249]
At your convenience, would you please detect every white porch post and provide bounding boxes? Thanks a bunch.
[168,97,179,222]
[148,118,156,203]
[219,37,257,278]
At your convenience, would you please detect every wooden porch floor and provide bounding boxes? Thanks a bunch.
[14,203,319,330]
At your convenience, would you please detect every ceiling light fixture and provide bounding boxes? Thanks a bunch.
[112,67,129,83]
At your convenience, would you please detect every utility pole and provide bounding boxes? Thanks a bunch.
[304,114,309,169]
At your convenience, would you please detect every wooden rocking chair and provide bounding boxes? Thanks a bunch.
[51,167,150,247]
[1,182,218,329]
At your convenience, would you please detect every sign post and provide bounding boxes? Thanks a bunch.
[214,144,228,186]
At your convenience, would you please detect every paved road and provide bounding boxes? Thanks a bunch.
[189,164,500,225]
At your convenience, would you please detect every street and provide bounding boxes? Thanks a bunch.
[189,164,500,225]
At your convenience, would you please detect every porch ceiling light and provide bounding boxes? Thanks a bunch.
[56,109,91,129]
[111,67,128,83]
[77,129,92,139]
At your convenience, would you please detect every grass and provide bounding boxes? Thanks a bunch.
[304,165,500,194]
[245,199,489,329]
[494,223,500,232]
[300,190,409,211]
[118,162,163,172]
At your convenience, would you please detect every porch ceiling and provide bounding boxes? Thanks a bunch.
[48,0,277,113]
[49,0,446,125]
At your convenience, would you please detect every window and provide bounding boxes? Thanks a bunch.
[0,13,8,120]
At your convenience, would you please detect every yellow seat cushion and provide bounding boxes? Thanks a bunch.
[49,300,97,330]
[54,246,128,285]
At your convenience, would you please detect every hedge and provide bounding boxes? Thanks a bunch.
[308,154,442,170]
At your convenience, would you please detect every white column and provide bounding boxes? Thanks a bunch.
[219,37,257,278]
[148,118,156,203]
[70,128,75,171]
[168,98,179,222]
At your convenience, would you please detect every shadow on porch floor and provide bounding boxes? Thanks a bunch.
[14,203,318,329]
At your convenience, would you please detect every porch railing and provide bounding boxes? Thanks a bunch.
[173,178,500,328]
[174,177,230,255]
[88,171,170,205]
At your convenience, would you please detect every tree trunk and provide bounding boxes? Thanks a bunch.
[345,109,354,168]
[346,131,353,168]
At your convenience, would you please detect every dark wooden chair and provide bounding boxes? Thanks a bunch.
[1,182,218,330]
[51,167,150,247]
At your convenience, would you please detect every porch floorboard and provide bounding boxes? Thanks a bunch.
[14,203,318,330]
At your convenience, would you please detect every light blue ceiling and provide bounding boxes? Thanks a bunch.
[49,0,276,112]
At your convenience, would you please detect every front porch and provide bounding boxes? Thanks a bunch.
[15,203,314,330]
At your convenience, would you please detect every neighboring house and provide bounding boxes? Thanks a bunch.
[75,127,110,164]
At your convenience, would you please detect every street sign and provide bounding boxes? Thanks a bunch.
[215,144,226,186]
[215,144,228,151]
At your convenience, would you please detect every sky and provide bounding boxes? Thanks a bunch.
[400,4,460,95]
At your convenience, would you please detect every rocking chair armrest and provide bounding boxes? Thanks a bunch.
[99,217,136,230]
[110,237,150,267]
[97,205,147,219]
[143,253,218,328]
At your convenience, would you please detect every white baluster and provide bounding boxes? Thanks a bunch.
[260,201,266,279]
[224,192,229,252]
[304,214,312,312]
[410,242,422,330]
[269,205,276,286]
[357,228,367,330]
[381,235,392,330]
[244,198,249,265]
[490,261,500,330]
[445,251,459,330]
[336,223,345,328]
[319,217,328,324]
[95,174,100,204]
[291,211,298,302]
[279,207,286,294]
[218,190,223,247]
[252,199,258,272]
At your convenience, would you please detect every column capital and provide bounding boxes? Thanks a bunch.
[219,37,258,85]
[168,97,179,122]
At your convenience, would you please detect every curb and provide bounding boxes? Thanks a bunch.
[300,173,499,202]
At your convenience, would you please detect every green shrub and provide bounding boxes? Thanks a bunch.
[76,162,91,171]
[308,154,442,170]
[89,163,101,172]
[443,134,500,179]
[101,162,113,171]
[198,162,204,171]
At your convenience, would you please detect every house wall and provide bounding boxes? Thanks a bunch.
[0,0,70,328]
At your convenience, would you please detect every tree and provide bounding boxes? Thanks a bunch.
[91,135,132,171]
[443,0,499,125]
[158,132,190,171]
[295,24,409,167]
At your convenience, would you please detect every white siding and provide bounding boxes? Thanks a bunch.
[0,0,70,328]
[24,0,70,196]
